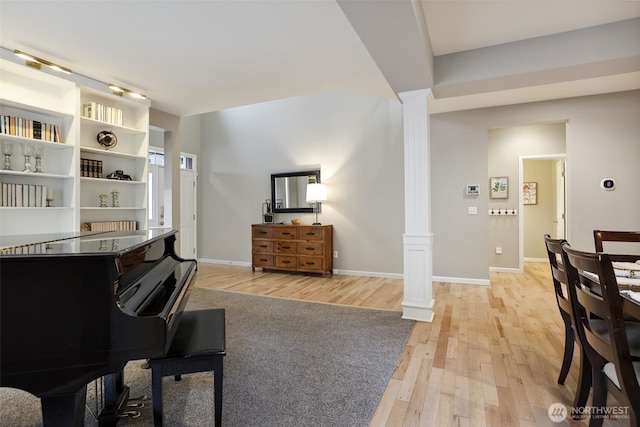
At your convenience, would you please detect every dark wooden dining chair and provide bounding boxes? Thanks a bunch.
[544,235,575,384]
[544,235,599,410]
[593,230,640,262]
[562,245,640,427]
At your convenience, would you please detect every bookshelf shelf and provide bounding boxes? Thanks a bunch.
[0,99,75,120]
[80,146,146,160]
[80,177,145,185]
[0,134,74,149]
[0,206,70,210]
[81,207,146,210]
[80,116,146,136]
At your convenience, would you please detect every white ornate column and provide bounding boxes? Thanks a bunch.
[399,89,434,322]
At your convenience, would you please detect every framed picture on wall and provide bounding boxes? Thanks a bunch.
[490,177,509,199]
[523,182,537,205]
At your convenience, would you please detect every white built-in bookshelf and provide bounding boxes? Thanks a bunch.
[0,56,149,236]
[79,87,149,232]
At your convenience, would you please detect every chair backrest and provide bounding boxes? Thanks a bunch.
[561,244,640,398]
[593,230,640,262]
[544,235,572,317]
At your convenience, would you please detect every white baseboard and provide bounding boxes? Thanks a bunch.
[198,258,251,267]
[333,269,403,280]
[197,260,494,284]
[197,259,403,279]
[524,257,547,263]
[489,266,523,274]
[432,276,490,286]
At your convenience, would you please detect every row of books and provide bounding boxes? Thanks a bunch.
[82,102,123,126]
[1,182,50,207]
[82,220,138,231]
[80,158,104,178]
[0,115,62,143]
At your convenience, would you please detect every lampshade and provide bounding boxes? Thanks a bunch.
[306,183,327,203]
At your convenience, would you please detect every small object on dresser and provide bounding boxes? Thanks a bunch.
[99,192,108,207]
[262,199,274,224]
[291,218,301,225]
[111,189,120,207]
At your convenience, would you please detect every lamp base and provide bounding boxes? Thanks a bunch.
[312,222,322,225]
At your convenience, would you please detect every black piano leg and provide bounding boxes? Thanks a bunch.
[98,371,130,427]
[41,386,87,427]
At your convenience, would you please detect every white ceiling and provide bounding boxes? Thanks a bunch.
[1,1,639,117]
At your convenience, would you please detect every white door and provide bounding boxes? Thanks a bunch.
[180,169,196,258]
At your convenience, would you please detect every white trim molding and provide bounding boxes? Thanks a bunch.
[432,276,490,286]
[402,233,435,322]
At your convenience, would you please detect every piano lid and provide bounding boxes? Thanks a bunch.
[0,228,177,256]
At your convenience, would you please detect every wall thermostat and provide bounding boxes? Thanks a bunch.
[466,184,480,195]
[600,178,616,191]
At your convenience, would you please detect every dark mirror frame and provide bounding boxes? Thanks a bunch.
[271,170,321,213]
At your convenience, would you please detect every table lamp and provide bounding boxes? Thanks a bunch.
[306,183,327,225]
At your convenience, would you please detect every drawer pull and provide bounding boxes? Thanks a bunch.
[282,260,291,264]
[305,247,314,251]
[305,262,316,266]
[282,232,291,235]
[282,245,291,249]
[259,245,268,248]
[305,232,316,236]
[259,258,268,262]
[258,231,267,235]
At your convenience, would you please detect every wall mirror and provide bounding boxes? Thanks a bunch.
[271,170,320,213]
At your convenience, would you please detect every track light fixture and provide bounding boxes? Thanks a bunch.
[13,49,71,74]
[12,48,148,100]
[108,84,147,100]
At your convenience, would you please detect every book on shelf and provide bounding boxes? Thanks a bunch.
[0,115,61,143]
[80,158,104,178]
[82,102,123,126]
[0,182,48,207]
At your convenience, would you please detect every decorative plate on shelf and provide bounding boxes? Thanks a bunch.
[97,130,117,150]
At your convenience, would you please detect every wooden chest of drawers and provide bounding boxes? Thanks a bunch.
[251,224,333,277]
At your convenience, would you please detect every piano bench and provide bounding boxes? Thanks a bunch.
[148,308,226,427]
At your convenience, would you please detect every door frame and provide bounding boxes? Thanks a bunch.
[518,153,567,272]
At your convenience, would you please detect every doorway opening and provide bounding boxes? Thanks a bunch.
[519,155,566,268]
[148,144,198,258]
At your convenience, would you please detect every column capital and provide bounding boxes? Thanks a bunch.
[398,88,431,104]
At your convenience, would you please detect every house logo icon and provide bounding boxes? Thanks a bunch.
[548,403,567,422]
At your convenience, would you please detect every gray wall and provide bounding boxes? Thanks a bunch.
[198,92,405,276]
[431,90,640,280]
[177,89,639,280]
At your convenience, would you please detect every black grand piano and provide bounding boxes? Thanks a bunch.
[0,229,197,426]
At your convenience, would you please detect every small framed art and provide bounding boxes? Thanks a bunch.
[490,177,508,199]
[523,182,537,205]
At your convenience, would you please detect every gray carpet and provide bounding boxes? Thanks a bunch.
[0,288,414,427]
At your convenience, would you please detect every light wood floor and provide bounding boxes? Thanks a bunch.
[195,263,626,427]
